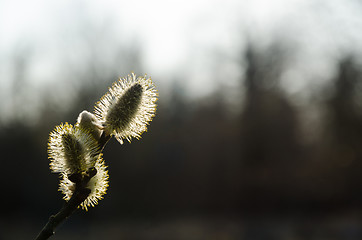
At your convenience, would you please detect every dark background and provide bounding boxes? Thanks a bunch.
[2,1,362,239]
[2,46,362,239]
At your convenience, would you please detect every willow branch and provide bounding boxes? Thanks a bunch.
[35,186,91,240]
[99,131,111,151]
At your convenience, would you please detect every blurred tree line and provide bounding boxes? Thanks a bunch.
[1,40,362,222]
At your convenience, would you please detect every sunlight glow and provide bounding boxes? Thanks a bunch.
[1,0,362,123]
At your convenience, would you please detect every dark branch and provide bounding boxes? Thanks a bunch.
[99,131,111,151]
[35,184,91,240]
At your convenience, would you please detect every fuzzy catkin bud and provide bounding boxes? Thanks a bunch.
[48,122,100,175]
[76,110,104,141]
[61,133,85,173]
[95,73,158,144]
[59,156,109,211]
[106,83,143,133]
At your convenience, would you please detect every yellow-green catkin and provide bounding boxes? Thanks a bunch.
[95,73,158,144]
[48,122,100,175]
[59,156,109,211]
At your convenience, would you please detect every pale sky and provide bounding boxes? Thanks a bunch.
[1,0,362,121]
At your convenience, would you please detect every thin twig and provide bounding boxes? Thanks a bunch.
[35,187,91,240]
[99,131,111,151]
